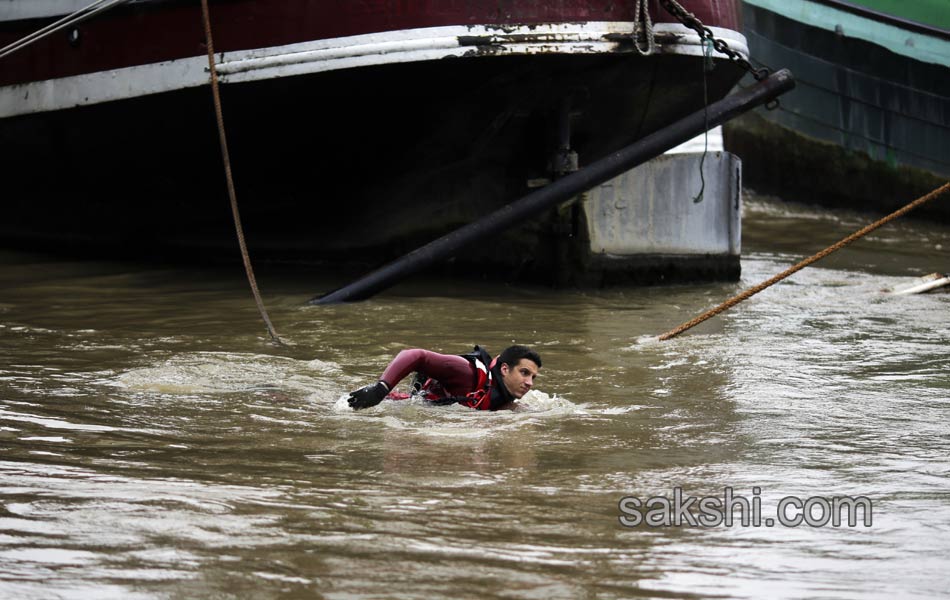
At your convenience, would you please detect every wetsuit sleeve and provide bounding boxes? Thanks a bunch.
[379,349,475,396]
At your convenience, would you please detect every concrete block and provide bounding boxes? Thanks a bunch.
[583,150,742,257]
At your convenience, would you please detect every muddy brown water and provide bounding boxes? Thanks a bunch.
[1,192,948,599]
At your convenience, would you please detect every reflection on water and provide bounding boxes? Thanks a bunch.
[1,193,949,598]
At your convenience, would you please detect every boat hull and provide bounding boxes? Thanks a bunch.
[724,0,950,221]
[0,2,749,279]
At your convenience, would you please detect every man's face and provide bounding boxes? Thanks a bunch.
[500,358,540,399]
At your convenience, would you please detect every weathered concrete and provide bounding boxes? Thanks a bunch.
[585,152,741,255]
[562,143,743,285]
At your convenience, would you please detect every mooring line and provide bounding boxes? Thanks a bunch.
[200,0,282,345]
[0,0,132,60]
[657,181,950,341]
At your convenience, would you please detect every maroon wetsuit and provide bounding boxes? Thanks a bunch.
[380,349,477,397]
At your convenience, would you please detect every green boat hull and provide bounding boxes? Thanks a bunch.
[725,0,950,219]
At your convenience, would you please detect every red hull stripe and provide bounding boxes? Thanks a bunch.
[0,0,739,86]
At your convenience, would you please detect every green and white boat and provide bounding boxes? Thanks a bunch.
[725,0,950,220]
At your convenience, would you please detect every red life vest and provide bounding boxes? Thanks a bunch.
[460,347,517,411]
[461,355,494,410]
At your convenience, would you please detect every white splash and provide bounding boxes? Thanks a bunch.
[115,352,342,396]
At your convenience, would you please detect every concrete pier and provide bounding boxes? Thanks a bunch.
[564,129,743,285]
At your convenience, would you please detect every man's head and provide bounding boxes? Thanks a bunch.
[497,345,542,399]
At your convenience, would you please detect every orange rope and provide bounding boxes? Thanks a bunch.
[200,0,281,344]
[658,181,950,341]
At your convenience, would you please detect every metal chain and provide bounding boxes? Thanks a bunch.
[658,0,770,81]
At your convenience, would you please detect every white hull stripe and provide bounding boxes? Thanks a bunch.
[0,22,747,119]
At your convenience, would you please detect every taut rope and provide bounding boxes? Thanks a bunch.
[200,0,281,344]
[657,182,950,341]
[0,0,132,60]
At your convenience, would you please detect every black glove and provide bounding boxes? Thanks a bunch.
[346,381,389,410]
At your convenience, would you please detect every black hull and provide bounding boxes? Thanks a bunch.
[2,52,744,275]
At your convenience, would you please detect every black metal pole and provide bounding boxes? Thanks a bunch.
[312,69,795,305]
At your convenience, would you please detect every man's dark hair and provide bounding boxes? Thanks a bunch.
[498,345,542,369]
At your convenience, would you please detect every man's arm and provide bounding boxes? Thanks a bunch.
[347,349,475,410]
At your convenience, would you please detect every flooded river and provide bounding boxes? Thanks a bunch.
[1,192,948,599]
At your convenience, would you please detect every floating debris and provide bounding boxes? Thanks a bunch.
[890,272,950,296]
